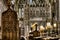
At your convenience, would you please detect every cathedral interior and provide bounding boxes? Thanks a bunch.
[0,0,60,40]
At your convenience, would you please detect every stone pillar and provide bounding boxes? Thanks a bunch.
[59,0,60,21]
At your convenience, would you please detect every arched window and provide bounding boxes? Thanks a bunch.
[30,0,32,4]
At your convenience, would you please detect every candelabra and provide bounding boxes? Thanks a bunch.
[31,22,57,37]
[46,22,52,36]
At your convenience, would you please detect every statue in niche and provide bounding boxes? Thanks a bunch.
[2,0,19,40]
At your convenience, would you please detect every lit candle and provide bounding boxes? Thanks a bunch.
[40,25,45,31]
[47,22,51,26]
[31,23,37,30]
[53,23,57,28]
[46,22,52,29]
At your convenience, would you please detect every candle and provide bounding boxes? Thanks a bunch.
[40,25,45,31]
[53,23,57,28]
[46,22,52,29]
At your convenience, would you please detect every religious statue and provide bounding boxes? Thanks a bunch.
[2,0,19,40]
